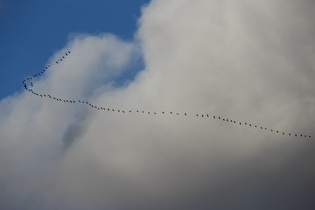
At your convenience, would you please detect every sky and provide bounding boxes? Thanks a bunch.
[1,0,315,210]
[0,0,148,99]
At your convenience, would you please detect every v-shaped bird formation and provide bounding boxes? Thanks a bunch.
[22,51,312,139]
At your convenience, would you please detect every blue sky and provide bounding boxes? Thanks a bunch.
[0,0,149,99]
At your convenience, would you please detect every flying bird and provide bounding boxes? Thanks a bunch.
[21,49,312,140]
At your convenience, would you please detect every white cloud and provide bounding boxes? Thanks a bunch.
[1,0,315,209]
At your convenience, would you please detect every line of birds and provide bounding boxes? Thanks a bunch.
[22,50,312,139]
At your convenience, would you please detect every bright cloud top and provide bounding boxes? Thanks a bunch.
[1,0,315,210]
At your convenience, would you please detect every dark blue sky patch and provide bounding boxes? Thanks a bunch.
[0,0,150,99]
[111,51,145,88]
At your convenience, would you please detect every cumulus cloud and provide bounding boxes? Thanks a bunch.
[1,0,315,209]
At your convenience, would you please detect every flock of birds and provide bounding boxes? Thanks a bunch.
[22,51,312,139]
